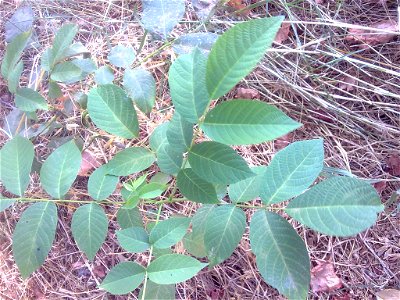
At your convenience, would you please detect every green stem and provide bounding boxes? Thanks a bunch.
[141,203,163,300]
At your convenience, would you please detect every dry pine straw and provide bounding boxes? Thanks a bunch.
[0,0,399,299]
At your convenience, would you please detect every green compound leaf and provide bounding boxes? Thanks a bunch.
[123,68,156,115]
[286,176,383,237]
[50,61,83,83]
[105,147,155,176]
[250,211,310,300]
[52,23,78,64]
[188,141,254,184]
[40,140,82,199]
[141,0,185,40]
[206,16,284,99]
[166,112,193,152]
[87,84,139,138]
[1,31,31,79]
[0,198,16,212]
[100,262,145,295]
[139,281,175,300]
[88,165,119,201]
[71,203,108,260]
[116,226,150,253]
[228,166,266,204]
[94,66,114,84]
[183,205,215,258]
[147,254,207,284]
[204,205,246,267]
[177,168,219,204]
[261,139,324,204]
[117,207,143,229]
[149,217,191,249]
[15,87,48,112]
[202,100,301,145]
[0,135,34,196]
[108,45,136,68]
[169,48,210,123]
[12,202,58,278]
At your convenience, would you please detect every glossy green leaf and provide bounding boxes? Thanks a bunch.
[108,45,136,68]
[12,202,57,278]
[141,0,185,40]
[52,23,79,64]
[0,136,34,196]
[150,122,183,175]
[138,281,175,300]
[183,205,215,258]
[1,31,31,79]
[88,165,119,201]
[15,87,48,112]
[48,81,62,99]
[204,205,246,267]
[250,211,310,299]
[166,112,193,152]
[286,176,383,236]
[150,172,171,185]
[94,66,114,84]
[261,139,324,204]
[116,226,149,253]
[63,42,90,57]
[87,84,139,138]
[123,68,155,115]
[149,122,169,153]
[169,48,209,123]
[100,262,145,295]
[40,140,82,198]
[138,182,166,199]
[177,168,219,204]
[72,58,97,73]
[147,254,207,284]
[50,61,83,83]
[117,207,143,229]
[121,190,140,209]
[228,166,266,204]
[125,173,148,191]
[40,48,54,72]
[202,100,301,145]
[105,147,155,176]
[0,198,16,212]
[71,203,108,260]
[207,16,284,99]
[7,60,23,93]
[188,141,254,184]
[157,145,183,175]
[149,217,191,249]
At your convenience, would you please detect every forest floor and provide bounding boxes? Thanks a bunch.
[0,0,399,299]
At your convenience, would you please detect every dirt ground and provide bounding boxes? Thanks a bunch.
[1,0,399,299]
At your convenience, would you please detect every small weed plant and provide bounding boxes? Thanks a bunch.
[0,2,383,299]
